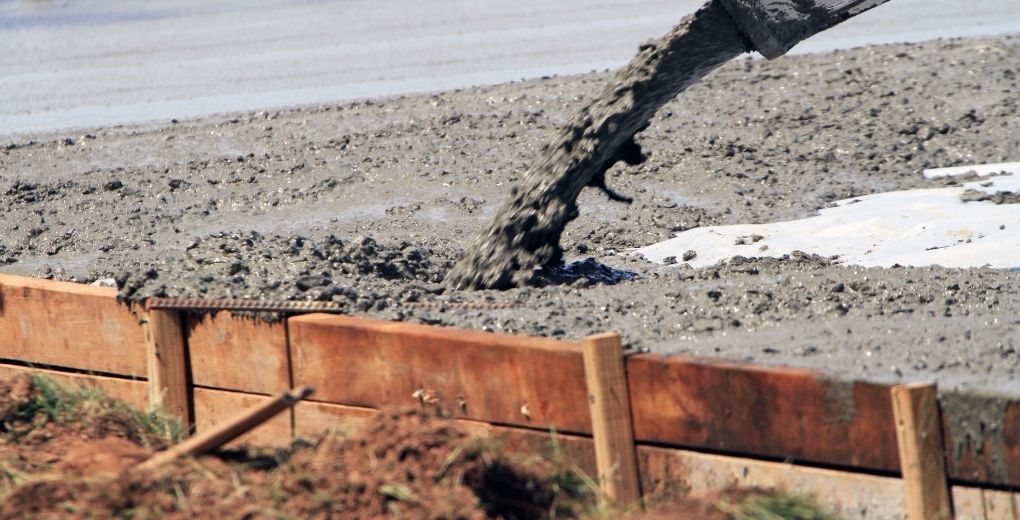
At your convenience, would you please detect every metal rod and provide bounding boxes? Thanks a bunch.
[145,297,346,314]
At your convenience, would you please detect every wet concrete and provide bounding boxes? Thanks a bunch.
[2,35,1020,394]
[446,1,747,289]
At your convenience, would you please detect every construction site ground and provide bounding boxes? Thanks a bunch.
[0,374,843,519]
[2,34,1019,394]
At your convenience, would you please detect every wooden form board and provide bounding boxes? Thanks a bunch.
[892,383,951,520]
[192,386,293,448]
[942,394,1020,488]
[185,311,290,394]
[0,274,146,376]
[627,353,901,472]
[3,273,1020,490]
[288,314,591,432]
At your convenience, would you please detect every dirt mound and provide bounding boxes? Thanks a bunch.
[1,400,593,519]
[267,409,588,519]
[0,375,174,448]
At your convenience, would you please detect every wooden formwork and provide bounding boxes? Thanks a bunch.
[1,272,1019,518]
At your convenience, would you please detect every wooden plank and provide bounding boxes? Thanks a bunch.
[627,353,901,473]
[0,363,148,410]
[192,387,293,448]
[288,314,590,432]
[185,311,290,394]
[293,400,378,439]
[0,273,146,376]
[983,490,1018,520]
[582,332,641,507]
[953,486,988,520]
[891,382,951,520]
[144,309,191,428]
[943,395,1020,488]
[638,445,906,519]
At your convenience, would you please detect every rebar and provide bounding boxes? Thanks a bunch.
[145,297,346,313]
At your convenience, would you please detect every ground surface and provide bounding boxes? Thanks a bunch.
[3,0,1019,135]
[0,375,596,519]
[2,35,1019,393]
[0,375,832,519]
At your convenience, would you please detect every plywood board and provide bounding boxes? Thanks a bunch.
[288,314,590,432]
[942,394,1020,488]
[638,445,906,519]
[0,363,148,410]
[185,311,290,394]
[293,400,378,439]
[953,486,988,520]
[0,274,146,376]
[627,353,901,473]
[192,387,292,448]
[983,489,1018,520]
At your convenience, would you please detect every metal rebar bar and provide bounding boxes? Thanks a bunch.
[145,297,346,313]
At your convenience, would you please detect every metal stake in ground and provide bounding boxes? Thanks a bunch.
[445,0,894,290]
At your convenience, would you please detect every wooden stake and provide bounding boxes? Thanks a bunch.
[139,386,314,471]
[891,382,952,520]
[144,308,191,430]
[582,332,641,508]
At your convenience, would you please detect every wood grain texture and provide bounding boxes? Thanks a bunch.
[293,400,378,439]
[627,353,901,472]
[0,363,148,409]
[288,314,589,432]
[144,309,191,427]
[185,311,289,394]
[982,489,1018,520]
[891,383,951,520]
[192,387,293,447]
[0,273,146,376]
[953,486,988,520]
[582,332,641,507]
[944,398,1020,488]
[638,445,907,519]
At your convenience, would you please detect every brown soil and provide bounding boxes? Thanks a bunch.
[0,378,594,520]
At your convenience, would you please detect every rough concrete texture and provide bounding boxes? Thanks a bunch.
[447,1,747,289]
[1,35,1019,393]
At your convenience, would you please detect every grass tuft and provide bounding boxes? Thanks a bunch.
[2,375,181,446]
[722,490,841,520]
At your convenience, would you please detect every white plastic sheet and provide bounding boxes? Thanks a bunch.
[636,163,1020,269]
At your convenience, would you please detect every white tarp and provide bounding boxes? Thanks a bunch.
[635,163,1020,269]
